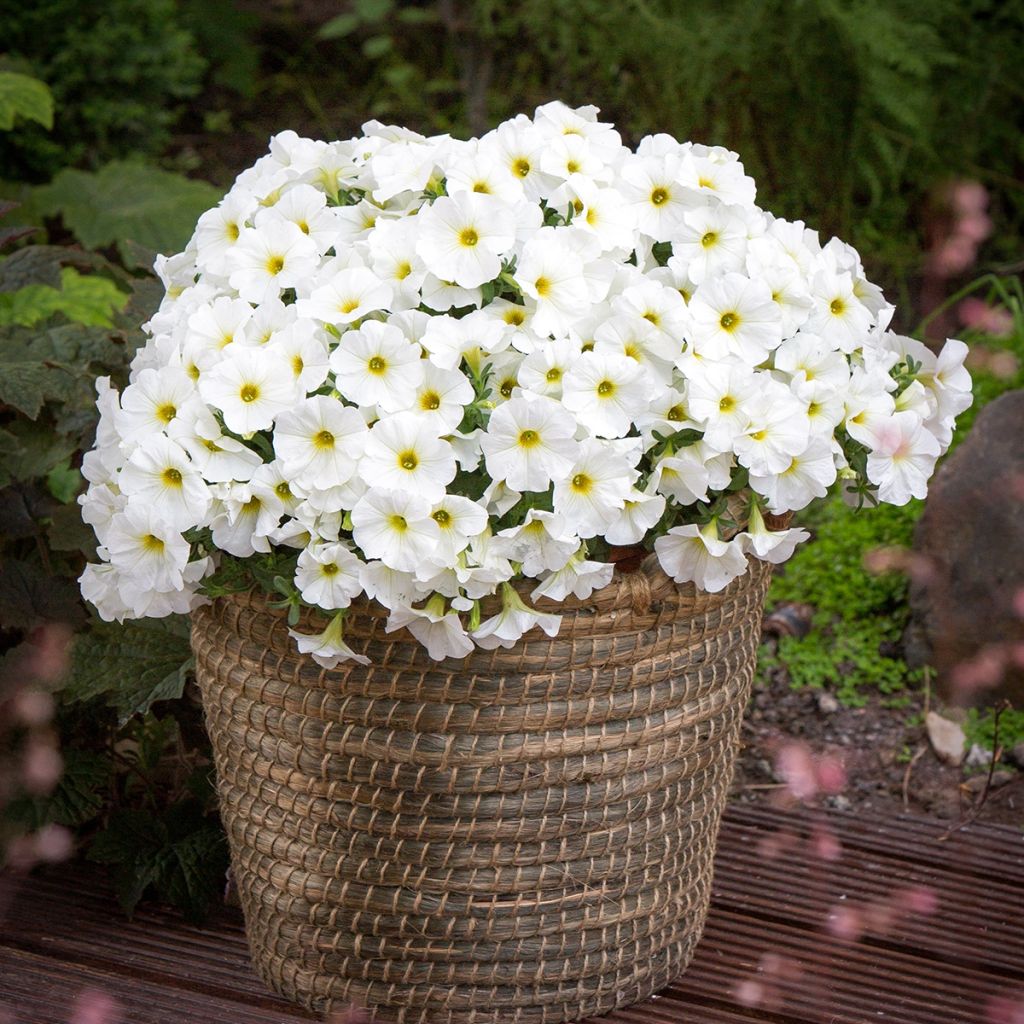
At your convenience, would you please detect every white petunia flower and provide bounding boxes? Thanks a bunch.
[604,490,666,546]
[687,273,782,362]
[359,412,457,502]
[117,366,202,442]
[562,350,649,439]
[227,220,319,304]
[740,503,810,564]
[518,336,581,399]
[296,265,393,327]
[415,192,517,288]
[531,550,614,602]
[673,204,749,283]
[273,395,367,489]
[426,494,488,565]
[732,387,811,476]
[351,488,441,571]
[492,510,578,576]
[198,345,297,435]
[514,233,592,338]
[386,594,474,661]
[289,611,370,668]
[749,436,837,513]
[104,504,191,593]
[295,542,364,610]
[620,153,694,238]
[863,411,940,506]
[552,439,635,538]
[409,362,474,432]
[654,520,748,593]
[472,582,561,649]
[118,434,211,531]
[806,269,874,352]
[329,320,424,410]
[480,393,579,491]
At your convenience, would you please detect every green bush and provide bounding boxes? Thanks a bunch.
[0,0,205,182]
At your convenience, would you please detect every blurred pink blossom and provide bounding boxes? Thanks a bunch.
[68,989,122,1024]
[959,297,1014,336]
[774,742,847,802]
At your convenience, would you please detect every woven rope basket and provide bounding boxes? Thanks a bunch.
[191,553,773,1023]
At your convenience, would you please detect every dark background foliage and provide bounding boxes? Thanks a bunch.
[0,0,1021,918]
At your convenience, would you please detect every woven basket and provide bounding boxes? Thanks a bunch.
[191,553,773,1023]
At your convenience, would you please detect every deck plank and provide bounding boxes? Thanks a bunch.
[0,805,1019,1024]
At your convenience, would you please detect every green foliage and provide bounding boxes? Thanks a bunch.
[33,161,221,261]
[90,803,228,921]
[761,497,921,705]
[0,0,205,182]
[964,706,1024,759]
[0,267,127,327]
[66,618,194,724]
[0,71,54,131]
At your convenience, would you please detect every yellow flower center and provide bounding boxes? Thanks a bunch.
[504,308,526,326]
[472,181,490,193]
[162,467,182,487]
[534,277,551,297]
[396,261,412,280]
[226,222,240,241]
[389,514,409,532]
[701,231,718,249]
[266,255,285,275]
[291,355,304,376]
[513,157,531,178]
[339,298,360,314]
[667,404,685,422]
[313,430,335,450]
[719,395,735,412]
[239,384,260,403]
[650,187,669,206]
[156,403,177,424]
[297,220,309,235]
[750,429,767,441]
[719,312,739,331]
[398,450,419,471]
[321,562,340,576]
[420,390,442,411]
[830,298,846,316]
[275,481,292,499]
[459,227,479,247]
[142,533,165,553]
[642,311,660,325]
[518,429,540,448]
[566,160,580,174]
[432,508,452,526]
[571,473,592,493]
[545,367,563,383]
[596,379,616,397]
[243,496,261,514]
[368,355,387,374]
[499,378,516,399]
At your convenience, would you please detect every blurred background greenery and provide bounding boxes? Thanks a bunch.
[1,0,1022,915]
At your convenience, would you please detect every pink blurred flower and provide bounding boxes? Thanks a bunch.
[68,989,122,1024]
[959,297,1014,337]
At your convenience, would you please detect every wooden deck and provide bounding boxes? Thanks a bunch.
[1,804,1021,1024]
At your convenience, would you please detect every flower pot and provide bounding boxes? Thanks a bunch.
[191,555,772,1023]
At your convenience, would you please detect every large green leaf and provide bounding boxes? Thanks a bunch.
[66,616,194,722]
[33,162,220,259]
[0,325,73,418]
[0,268,127,328]
[0,558,86,630]
[0,71,54,131]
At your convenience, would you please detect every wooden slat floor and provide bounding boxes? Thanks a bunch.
[0,804,1021,1024]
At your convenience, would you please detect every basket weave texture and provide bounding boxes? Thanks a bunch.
[191,554,773,1023]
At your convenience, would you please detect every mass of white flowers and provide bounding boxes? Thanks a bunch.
[78,102,972,665]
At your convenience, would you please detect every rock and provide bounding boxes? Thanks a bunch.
[965,743,993,768]
[910,390,1024,708]
[817,692,840,714]
[963,770,1016,793]
[827,794,852,812]
[926,711,966,766]
[1010,742,1024,769]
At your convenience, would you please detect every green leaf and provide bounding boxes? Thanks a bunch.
[362,35,393,59]
[1,418,76,480]
[46,458,82,504]
[0,558,86,630]
[33,162,221,259]
[46,750,113,828]
[65,617,193,722]
[0,268,126,328]
[355,0,393,20]
[0,325,72,418]
[318,13,360,39]
[0,71,54,132]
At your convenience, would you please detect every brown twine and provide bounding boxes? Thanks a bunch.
[191,559,772,1023]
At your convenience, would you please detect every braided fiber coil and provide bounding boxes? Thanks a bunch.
[191,554,772,1023]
